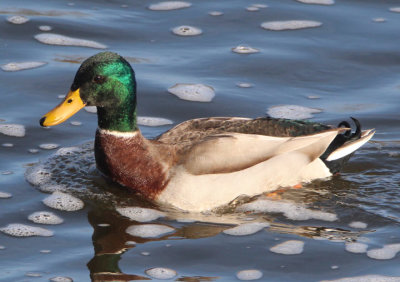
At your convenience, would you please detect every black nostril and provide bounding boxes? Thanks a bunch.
[39,117,46,127]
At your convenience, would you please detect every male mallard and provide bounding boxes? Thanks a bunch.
[40,52,375,212]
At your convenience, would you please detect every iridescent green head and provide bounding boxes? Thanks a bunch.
[40,52,138,132]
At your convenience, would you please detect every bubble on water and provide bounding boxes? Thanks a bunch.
[345,242,368,254]
[141,251,151,256]
[7,15,29,24]
[0,191,12,199]
[137,116,173,127]
[236,269,263,281]
[28,149,39,154]
[296,0,334,5]
[1,171,13,175]
[43,191,84,211]
[39,25,52,31]
[0,124,26,137]
[209,11,223,16]
[0,245,5,250]
[149,1,191,11]
[261,20,322,31]
[25,164,52,186]
[267,105,322,119]
[223,222,269,236]
[28,211,64,225]
[34,33,107,49]
[168,83,215,102]
[58,95,66,99]
[39,143,60,150]
[307,95,320,99]
[372,18,386,23]
[246,6,259,12]
[331,265,339,270]
[0,223,53,237]
[232,45,259,54]
[54,146,81,156]
[252,4,268,8]
[237,83,253,88]
[389,7,400,13]
[145,267,177,280]
[70,121,82,126]
[322,275,400,282]
[84,106,97,113]
[348,221,367,229]
[270,240,304,255]
[2,62,47,72]
[26,272,42,277]
[172,25,202,36]
[126,224,174,238]
[40,249,51,253]
[237,198,337,221]
[2,143,14,148]
[117,207,166,222]
[49,277,73,282]
[366,243,400,260]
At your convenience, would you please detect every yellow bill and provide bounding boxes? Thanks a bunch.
[40,89,86,127]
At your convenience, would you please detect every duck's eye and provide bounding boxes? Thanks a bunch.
[93,75,106,84]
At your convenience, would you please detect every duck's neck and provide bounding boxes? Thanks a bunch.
[97,102,138,132]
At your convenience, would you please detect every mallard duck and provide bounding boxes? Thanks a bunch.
[40,52,375,212]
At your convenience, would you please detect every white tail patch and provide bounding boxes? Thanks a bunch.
[326,129,375,161]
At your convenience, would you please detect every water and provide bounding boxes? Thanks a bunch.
[1,0,400,281]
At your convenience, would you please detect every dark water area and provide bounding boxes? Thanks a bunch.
[1,0,400,281]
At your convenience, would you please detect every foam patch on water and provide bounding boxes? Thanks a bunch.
[2,143,14,147]
[209,11,223,16]
[49,277,73,282]
[366,243,400,260]
[372,18,386,23]
[270,240,304,255]
[28,149,39,154]
[39,143,60,150]
[34,33,107,49]
[116,207,166,222]
[145,267,177,279]
[267,105,322,119]
[84,106,97,113]
[389,7,400,13]
[261,20,322,31]
[2,61,47,72]
[246,6,259,12]
[172,25,202,36]
[70,121,82,126]
[137,116,173,127]
[0,191,12,198]
[237,199,337,221]
[39,25,52,31]
[223,222,269,236]
[296,0,334,5]
[7,15,29,24]
[148,1,191,11]
[0,124,26,137]
[168,83,215,102]
[348,221,367,229]
[0,223,53,237]
[126,224,174,238]
[232,45,259,54]
[141,251,150,256]
[252,4,268,8]
[28,211,64,224]
[322,275,400,282]
[236,269,263,280]
[345,242,368,254]
[237,83,253,88]
[43,191,84,211]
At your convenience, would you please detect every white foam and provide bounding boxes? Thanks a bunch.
[2,61,47,72]
[270,240,304,255]
[141,251,150,256]
[1,171,13,175]
[84,106,97,113]
[209,11,223,16]
[0,223,53,237]
[25,164,52,186]
[0,124,26,137]
[296,0,334,5]
[145,267,177,279]
[58,94,66,99]
[49,277,73,282]
[137,116,173,127]
[372,18,386,23]
[236,269,263,281]
[0,191,12,198]
[40,249,51,253]
[7,15,29,24]
[126,240,136,245]
[2,143,13,148]
[237,83,253,88]
[267,105,322,119]
[172,25,202,36]
[148,1,191,11]
[223,222,269,236]
[331,265,339,270]
[367,244,400,260]
[237,199,337,221]
[116,207,166,222]
[389,7,400,13]
[261,20,322,31]
[34,33,107,49]
[232,45,260,54]
[307,95,320,99]
[0,245,4,250]
[345,242,368,254]
[42,191,84,211]
[70,121,82,126]
[246,6,259,12]
[28,211,64,225]
[125,224,174,238]
[321,275,400,282]
[348,221,367,229]
[168,83,215,102]
[39,25,52,31]
[252,4,268,8]
[26,272,42,277]
[39,143,60,150]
